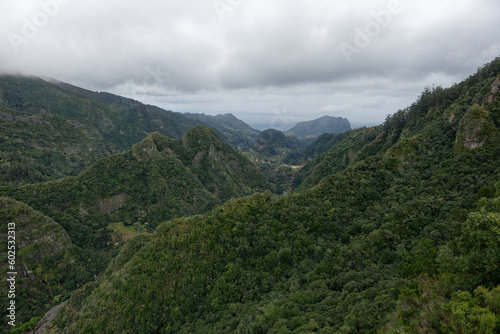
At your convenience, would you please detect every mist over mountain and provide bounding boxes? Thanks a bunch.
[0,75,202,184]
[1,57,499,333]
[2,0,500,331]
[36,60,500,333]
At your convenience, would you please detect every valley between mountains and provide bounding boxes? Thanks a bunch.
[1,57,500,333]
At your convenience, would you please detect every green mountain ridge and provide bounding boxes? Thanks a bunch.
[0,75,204,185]
[254,129,302,157]
[182,113,261,148]
[286,116,351,140]
[0,74,354,189]
[50,59,500,333]
[0,126,267,249]
[295,66,500,191]
[0,125,269,331]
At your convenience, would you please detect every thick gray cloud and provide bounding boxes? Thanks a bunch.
[1,0,499,129]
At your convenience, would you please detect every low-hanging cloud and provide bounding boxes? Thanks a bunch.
[1,0,499,129]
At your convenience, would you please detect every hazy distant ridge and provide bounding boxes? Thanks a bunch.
[182,112,261,148]
[286,115,351,139]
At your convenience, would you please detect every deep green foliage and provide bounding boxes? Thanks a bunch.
[293,127,384,189]
[4,57,500,333]
[385,275,499,334]
[8,316,41,334]
[0,127,268,251]
[298,57,500,191]
[0,197,108,331]
[438,195,500,289]
[254,129,302,157]
[0,126,267,331]
[58,57,500,333]
[384,184,500,333]
[0,75,229,184]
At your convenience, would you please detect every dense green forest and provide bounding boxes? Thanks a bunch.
[0,76,271,186]
[0,197,109,331]
[52,58,500,333]
[1,57,500,333]
[0,76,203,185]
[246,129,306,195]
[0,126,268,332]
[0,126,267,248]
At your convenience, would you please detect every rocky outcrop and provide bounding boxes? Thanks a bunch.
[487,76,500,104]
[132,136,159,161]
[456,106,498,149]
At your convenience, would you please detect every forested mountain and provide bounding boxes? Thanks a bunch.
[0,125,267,245]
[0,75,353,188]
[0,197,108,332]
[286,115,351,139]
[182,113,261,148]
[0,76,204,185]
[254,129,302,157]
[241,129,304,196]
[295,64,500,191]
[47,59,500,333]
[0,126,269,332]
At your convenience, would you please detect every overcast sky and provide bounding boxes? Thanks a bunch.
[1,0,499,129]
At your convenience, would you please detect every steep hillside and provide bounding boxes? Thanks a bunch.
[0,75,201,184]
[292,127,381,189]
[296,59,500,190]
[54,59,500,333]
[0,126,268,331]
[248,129,304,194]
[0,197,107,332]
[286,115,351,139]
[0,127,267,250]
[382,193,500,333]
[182,113,261,148]
[178,126,268,200]
[254,129,301,157]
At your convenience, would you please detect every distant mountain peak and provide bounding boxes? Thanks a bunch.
[287,115,351,139]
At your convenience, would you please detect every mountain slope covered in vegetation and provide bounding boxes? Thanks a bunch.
[0,76,202,184]
[0,197,108,332]
[182,113,261,148]
[286,116,351,139]
[1,126,267,249]
[295,60,500,190]
[0,125,269,331]
[254,129,302,158]
[54,58,500,333]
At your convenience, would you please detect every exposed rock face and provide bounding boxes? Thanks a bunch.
[132,136,159,161]
[448,112,456,123]
[456,106,498,149]
[487,76,500,104]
